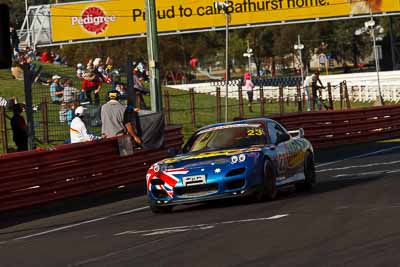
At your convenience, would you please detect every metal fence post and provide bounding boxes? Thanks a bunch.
[279,84,284,115]
[0,107,8,154]
[296,82,302,112]
[238,85,244,118]
[327,82,334,110]
[23,63,35,150]
[340,82,344,110]
[189,88,196,129]
[40,97,49,144]
[163,90,171,125]
[260,85,265,117]
[216,87,221,123]
[344,81,351,109]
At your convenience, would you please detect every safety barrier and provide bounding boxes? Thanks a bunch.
[271,105,400,148]
[2,105,400,212]
[0,125,183,213]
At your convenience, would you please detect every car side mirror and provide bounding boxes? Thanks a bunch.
[167,147,179,157]
[276,133,290,144]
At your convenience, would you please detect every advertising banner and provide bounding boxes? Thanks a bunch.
[51,0,400,42]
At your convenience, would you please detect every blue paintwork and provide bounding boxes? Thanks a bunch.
[147,118,314,207]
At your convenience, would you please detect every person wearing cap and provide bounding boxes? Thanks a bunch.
[81,70,102,105]
[70,106,99,143]
[100,90,141,146]
[10,103,28,151]
[50,75,64,104]
[101,90,126,138]
[76,63,84,79]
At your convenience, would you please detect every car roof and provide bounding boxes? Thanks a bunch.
[196,117,274,133]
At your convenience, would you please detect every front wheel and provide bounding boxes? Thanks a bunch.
[295,152,316,191]
[253,159,277,201]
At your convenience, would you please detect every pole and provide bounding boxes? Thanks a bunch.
[145,0,162,112]
[126,55,136,109]
[297,35,304,93]
[224,2,229,122]
[23,63,34,150]
[0,107,7,154]
[247,40,251,72]
[25,0,31,48]
[371,22,383,105]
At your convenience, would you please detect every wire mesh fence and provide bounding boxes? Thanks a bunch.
[0,61,389,153]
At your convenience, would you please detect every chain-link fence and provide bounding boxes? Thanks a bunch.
[0,60,388,154]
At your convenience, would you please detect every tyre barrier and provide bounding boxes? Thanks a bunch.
[0,125,183,213]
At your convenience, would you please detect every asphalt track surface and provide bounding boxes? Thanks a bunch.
[2,141,400,267]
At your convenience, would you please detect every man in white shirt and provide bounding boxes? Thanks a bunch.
[70,106,99,143]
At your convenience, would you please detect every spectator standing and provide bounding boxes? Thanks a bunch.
[66,102,77,126]
[82,70,102,105]
[133,72,149,109]
[11,104,28,151]
[123,106,142,146]
[244,72,255,112]
[70,106,99,143]
[311,70,324,110]
[50,75,64,104]
[63,79,78,103]
[76,63,84,79]
[9,25,19,52]
[101,90,126,138]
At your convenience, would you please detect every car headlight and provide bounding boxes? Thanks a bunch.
[231,155,238,164]
[231,154,247,164]
[153,164,160,172]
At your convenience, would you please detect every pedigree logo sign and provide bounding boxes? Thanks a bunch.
[51,0,400,43]
[71,6,116,34]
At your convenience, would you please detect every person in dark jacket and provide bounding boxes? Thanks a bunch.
[10,104,28,151]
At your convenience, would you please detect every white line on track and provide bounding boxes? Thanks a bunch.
[317,160,400,173]
[7,206,148,243]
[316,145,400,168]
[114,214,289,237]
[5,146,399,244]
[333,168,400,179]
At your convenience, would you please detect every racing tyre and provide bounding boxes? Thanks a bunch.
[295,152,316,191]
[150,203,173,214]
[253,159,277,201]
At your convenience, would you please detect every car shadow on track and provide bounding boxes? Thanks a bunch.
[171,175,382,214]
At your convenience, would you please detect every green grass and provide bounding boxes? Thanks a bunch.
[0,63,384,152]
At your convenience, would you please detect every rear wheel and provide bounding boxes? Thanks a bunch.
[254,159,277,201]
[150,202,173,214]
[295,152,316,191]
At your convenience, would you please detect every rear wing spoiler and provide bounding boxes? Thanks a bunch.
[288,128,304,138]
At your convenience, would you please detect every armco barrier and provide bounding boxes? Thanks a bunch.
[0,125,183,213]
[270,105,400,148]
[2,106,400,213]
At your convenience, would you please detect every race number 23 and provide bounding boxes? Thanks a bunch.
[247,129,263,136]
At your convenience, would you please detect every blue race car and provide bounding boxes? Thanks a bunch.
[146,118,315,213]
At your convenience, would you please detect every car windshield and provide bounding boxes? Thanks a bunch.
[187,124,267,152]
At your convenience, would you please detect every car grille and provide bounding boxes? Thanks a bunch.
[174,183,219,197]
[152,189,169,198]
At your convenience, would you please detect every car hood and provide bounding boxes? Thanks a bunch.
[160,147,264,169]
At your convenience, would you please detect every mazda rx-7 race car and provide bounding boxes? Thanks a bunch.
[146,118,316,213]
